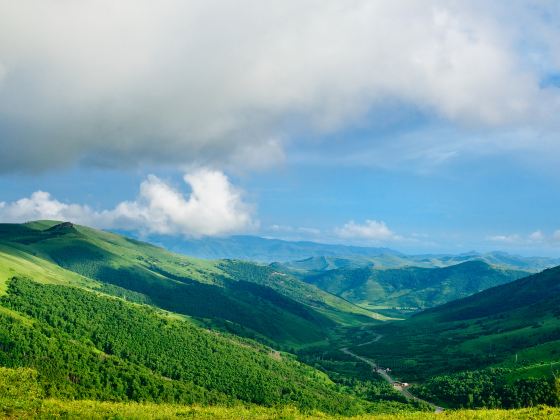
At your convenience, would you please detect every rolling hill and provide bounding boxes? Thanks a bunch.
[0,221,385,348]
[0,221,428,415]
[292,260,529,312]
[1,220,558,413]
[0,276,376,414]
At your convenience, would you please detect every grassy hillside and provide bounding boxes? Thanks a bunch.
[219,260,390,325]
[348,266,560,408]
[0,221,435,415]
[298,261,528,313]
[0,221,383,347]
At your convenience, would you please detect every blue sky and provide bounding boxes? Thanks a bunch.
[1,1,560,256]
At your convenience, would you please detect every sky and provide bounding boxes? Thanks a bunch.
[1,0,560,256]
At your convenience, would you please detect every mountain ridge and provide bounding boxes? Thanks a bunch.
[294,260,530,312]
[133,232,560,271]
[0,221,385,348]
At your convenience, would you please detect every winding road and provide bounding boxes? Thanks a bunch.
[341,344,444,413]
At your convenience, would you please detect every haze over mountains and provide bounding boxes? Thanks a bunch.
[145,233,560,271]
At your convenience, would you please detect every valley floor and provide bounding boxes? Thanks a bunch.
[2,399,559,419]
[340,347,444,413]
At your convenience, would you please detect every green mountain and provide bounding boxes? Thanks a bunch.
[293,260,529,312]
[349,266,560,408]
[0,276,373,413]
[0,221,425,415]
[0,221,385,349]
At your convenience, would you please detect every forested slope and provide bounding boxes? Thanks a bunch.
[299,261,528,310]
[0,277,373,414]
[0,221,382,347]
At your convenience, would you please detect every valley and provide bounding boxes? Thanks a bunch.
[340,347,444,413]
[0,221,558,418]
[283,260,530,315]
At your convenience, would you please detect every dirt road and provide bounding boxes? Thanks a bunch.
[340,346,444,413]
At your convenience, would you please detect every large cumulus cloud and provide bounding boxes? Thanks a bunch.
[0,169,256,237]
[0,0,559,173]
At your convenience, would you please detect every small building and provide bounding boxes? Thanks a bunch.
[393,381,409,388]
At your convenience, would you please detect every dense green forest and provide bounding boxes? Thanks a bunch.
[414,369,559,409]
[0,276,391,414]
[2,367,558,419]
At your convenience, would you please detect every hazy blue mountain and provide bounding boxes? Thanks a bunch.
[405,251,560,272]
[137,233,560,272]
[142,234,402,263]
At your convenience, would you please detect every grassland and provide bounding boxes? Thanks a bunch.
[1,367,557,419]
[2,399,559,419]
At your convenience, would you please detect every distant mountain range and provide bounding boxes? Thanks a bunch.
[142,234,560,272]
[144,234,399,262]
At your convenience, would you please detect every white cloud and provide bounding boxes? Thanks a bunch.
[0,1,559,172]
[297,227,321,236]
[486,234,522,244]
[486,230,560,247]
[0,169,256,237]
[269,224,292,233]
[528,230,545,242]
[335,220,399,241]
